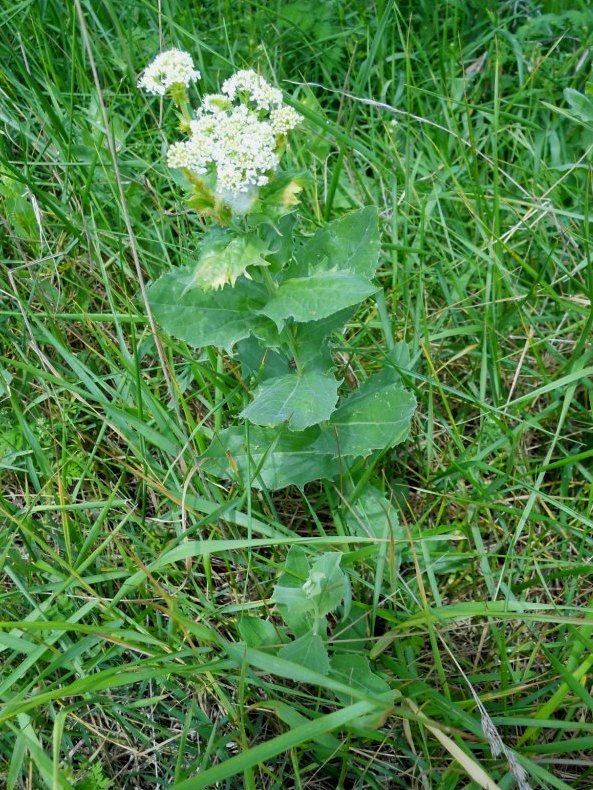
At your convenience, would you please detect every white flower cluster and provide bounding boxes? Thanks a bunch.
[270,106,304,135]
[221,69,282,111]
[165,69,303,196]
[138,49,200,95]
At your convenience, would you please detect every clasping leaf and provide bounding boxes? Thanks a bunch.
[240,368,340,430]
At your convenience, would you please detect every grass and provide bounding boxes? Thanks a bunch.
[1,0,593,787]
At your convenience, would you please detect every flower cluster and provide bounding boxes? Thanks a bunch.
[221,69,282,111]
[139,53,303,206]
[138,49,201,95]
[167,104,280,195]
[270,106,304,136]
[151,62,302,200]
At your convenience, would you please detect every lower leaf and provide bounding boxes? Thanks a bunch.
[240,369,340,430]
[330,654,394,729]
[315,373,417,458]
[201,425,337,490]
[278,632,330,675]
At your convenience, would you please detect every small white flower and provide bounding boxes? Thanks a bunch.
[270,106,303,135]
[138,49,200,95]
[221,69,282,111]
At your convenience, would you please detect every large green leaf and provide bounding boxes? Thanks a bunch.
[330,654,394,729]
[240,368,340,430]
[291,206,380,279]
[147,267,274,353]
[260,270,379,328]
[259,207,380,328]
[315,373,416,458]
[278,632,330,675]
[201,425,337,489]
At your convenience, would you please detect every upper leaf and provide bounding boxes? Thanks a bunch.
[260,270,379,329]
[271,584,316,636]
[246,212,297,273]
[240,368,340,430]
[258,206,381,328]
[271,546,314,635]
[291,206,380,279]
[201,425,337,489]
[272,549,345,635]
[188,229,271,290]
[276,545,311,588]
[148,267,275,353]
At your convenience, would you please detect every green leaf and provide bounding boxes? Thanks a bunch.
[271,584,315,636]
[564,88,593,125]
[270,584,315,633]
[315,373,416,458]
[260,271,379,328]
[251,207,382,333]
[330,654,394,729]
[148,267,274,353]
[346,488,401,541]
[240,369,340,430]
[278,632,330,675]
[188,229,270,290]
[303,552,346,617]
[291,207,380,279]
[246,212,298,272]
[272,546,315,636]
[236,336,291,382]
[293,309,353,371]
[277,545,311,588]
[201,425,337,490]
[237,617,282,649]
